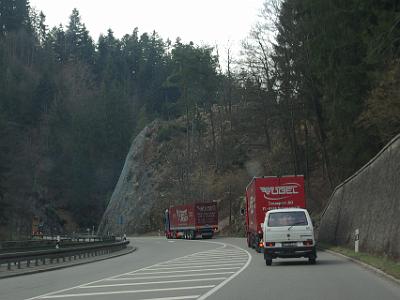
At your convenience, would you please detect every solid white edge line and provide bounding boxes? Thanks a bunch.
[39,285,216,298]
[80,277,227,288]
[197,244,252,300]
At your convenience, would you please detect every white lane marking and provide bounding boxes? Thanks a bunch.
[179,252,246,256]
[146,263,244,270]
[162,255,247,260]
[25,244,226,300]
[105,272,235,280]
[131,267,241,275]
[39,286,215,298]
[191,251,242,255]
[160,256,247,264]
[160,258,248,265]
[197,244,252,300]
[44,297,198,300]
[26,240,251,300]
[172,255,247,261]
[154,262,247,268]
[81,277,227,288]
[167,241,175,243]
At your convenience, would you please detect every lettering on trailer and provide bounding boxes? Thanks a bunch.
[260,183,300,201]
[196,204,216,212]
[176,209,189,222]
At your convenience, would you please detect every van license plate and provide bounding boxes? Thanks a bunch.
[283,242,297,247]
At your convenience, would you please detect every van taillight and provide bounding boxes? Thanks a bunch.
[303,240,313,246]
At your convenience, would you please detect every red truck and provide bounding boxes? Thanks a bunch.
[245,175,306,252]
[164,202,218,239]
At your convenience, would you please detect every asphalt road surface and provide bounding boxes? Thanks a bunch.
[0,237,399,300]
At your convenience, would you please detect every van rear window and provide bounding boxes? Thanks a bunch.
[268,211,308,227]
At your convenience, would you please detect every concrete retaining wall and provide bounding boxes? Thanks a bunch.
[318,134,400,259]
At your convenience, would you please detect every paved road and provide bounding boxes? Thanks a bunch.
[0,237,399,300]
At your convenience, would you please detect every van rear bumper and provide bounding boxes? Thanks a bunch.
[264,246,316,259]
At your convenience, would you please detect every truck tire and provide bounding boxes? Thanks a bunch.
[247,235,252,248]
[308,257,316,264]
[254,236,261,253]
[250,234,255,249]
[265,257,272,266]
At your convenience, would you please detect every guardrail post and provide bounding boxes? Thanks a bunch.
[7,262,11,270]
[17,260,21,269]
[27,259,30,267]
[35,258,38,266]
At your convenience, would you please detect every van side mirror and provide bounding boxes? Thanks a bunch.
[240,208,245,216]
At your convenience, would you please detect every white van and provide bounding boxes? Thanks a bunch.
[262,208,317,266]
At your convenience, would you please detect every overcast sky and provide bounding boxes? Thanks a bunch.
[29,0,265,62]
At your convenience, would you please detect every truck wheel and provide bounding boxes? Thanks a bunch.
[247,235,252,248]
[254,236,261,253]
[250,235,255,249]
[265,258,272,266]
[308,257,316,264]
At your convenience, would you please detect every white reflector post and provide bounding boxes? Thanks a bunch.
[355,229,359,253]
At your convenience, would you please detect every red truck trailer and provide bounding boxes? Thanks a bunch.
[245,175,306,252]
[164,202,218,239]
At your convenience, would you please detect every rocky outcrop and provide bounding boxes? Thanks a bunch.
[97,121,162,235]
[318,134,400,259]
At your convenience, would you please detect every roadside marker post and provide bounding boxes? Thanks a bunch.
[355,229,359,253]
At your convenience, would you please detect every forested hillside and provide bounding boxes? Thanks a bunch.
[1,0,399,238]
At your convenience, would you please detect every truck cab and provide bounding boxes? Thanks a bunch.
[262,208,316,265]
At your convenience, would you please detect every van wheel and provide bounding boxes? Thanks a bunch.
[308,257,316,264]
[265,258,272,266]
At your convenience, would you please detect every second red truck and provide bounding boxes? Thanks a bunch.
[164,202,218,239]
[245,175,306,252]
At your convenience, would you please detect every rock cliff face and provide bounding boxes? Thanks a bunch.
[98,122,162,235]
[318,134,400,259]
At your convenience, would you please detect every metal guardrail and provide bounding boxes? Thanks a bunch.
[0,240,129,271]
[0,236,117,253]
